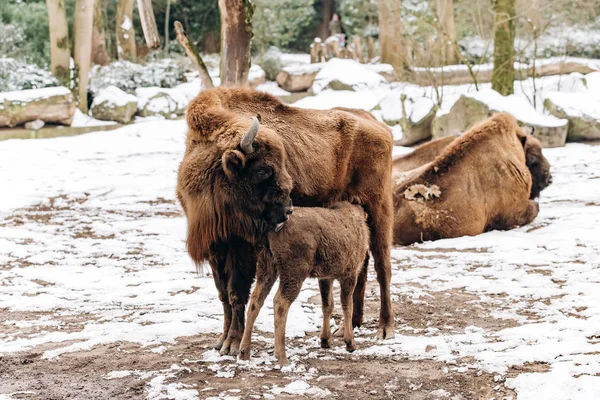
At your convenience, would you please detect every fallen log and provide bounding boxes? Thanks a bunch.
[0,87,75,127]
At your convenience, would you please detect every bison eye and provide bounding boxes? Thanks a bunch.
[254,167,272,180]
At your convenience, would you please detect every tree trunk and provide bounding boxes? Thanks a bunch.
[164,0,171,50]
[45,0,70,87]
[492,0,516,96]
[136,0,161,49]
[318,0,334,39]
[218,0,254,87]
[116,0,136,61]
[174,21,214,89]
[73,0,95,112]
[92,0,110,65]
[436,0,456,65]
[378,0,403,69]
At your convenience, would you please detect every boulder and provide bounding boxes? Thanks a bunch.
[432,89,568,147]
[260,47,283,81]
[378,92,437,146]
[248,65,267,88]
[135,87,188,118]
[0,86,75,127]
[544,92,600,142]
[276,63,324,92]
[312,58,389,94]
[90,86,137,123]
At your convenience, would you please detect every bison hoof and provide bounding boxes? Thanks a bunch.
[320,338,332,349]
[219,335,241,356]
[376,324,395,340]
[238,348,250,361]
[345,342,356,352]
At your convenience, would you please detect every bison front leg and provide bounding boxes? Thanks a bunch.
[364,198,395,340]
[208,244,232,351]
[220,238,256,356]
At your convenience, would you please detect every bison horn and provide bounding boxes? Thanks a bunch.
[240,116,260,154]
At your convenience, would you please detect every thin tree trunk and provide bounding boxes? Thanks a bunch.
[492,0,516,95]
[136,0,161,49]
[218,0,254,86]
[378,0,403,70]
[174,21,214,89]
[164,0,171,51]
[46,0,70,87]
[318,0,334,39]
[92,0,110,65]
[436,0,456,65]
[116,0,136,61]
[73,0,95,112]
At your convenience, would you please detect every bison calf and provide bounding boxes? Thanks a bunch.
[239,202,370,366]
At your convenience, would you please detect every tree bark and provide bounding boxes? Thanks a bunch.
[218,0,254,87]
[45,0,70,87]
[174,21,215,89]
[378,0,403,69]
[116,0,136,61]
[492,0,516,96]
[136,0,161,49]
[73,0,95,112]
[435,0,456,65]
[318,0,334,39]
[164,0,171,50]
[92,0,110,65]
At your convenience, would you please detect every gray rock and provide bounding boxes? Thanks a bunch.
[544,92,600,142]
[378,92,437,146]
[432,89,568,147]
[90,86,137,123]
[135,87,187,118]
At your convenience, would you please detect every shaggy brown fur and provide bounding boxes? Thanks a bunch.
[392,136,458,174]
[393,113,544,245]
[177,87,395,355]
[239,202,370,365]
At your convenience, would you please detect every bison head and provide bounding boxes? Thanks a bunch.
[179,116,293,263]
[519,129,552,199]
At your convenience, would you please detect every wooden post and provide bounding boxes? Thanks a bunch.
[352,36,363,63]
[136,0,161,49]
[45,0,70,87]
[73,0,94,112]
[174,21,214,89]
[367,37,375,61]
[310,38,322,63]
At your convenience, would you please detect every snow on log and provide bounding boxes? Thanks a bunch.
[276,63,324,92]
[0,87,75,127]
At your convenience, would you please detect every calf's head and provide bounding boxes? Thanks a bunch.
[519,128,552,199]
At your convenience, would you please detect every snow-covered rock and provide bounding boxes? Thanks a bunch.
[260,47,283,81]
[276,63,324,92]
[378,92,436,145]
[248,65,267,88]
[545,92,600,142]
[90,86,137,124]
[432,89,568,147]
[312,58,390,94]
[173,79,202,102]
[0,86,75,127]
[135,87,188,118]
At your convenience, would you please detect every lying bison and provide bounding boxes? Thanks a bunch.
[177,87,395,355]
[393,113,552,245]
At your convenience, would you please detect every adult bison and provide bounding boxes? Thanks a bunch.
[392,113,552,245]
[177,87,395,355]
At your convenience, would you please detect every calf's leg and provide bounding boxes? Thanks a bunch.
[273,279,303,366]
[351,253,369,328]
[340,276,357,352]
[318,279,334,348]
[239,258,277,361]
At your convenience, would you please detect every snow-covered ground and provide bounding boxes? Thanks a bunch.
[1,116,598,399]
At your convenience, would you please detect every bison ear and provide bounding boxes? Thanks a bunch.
[222,150,246,178]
